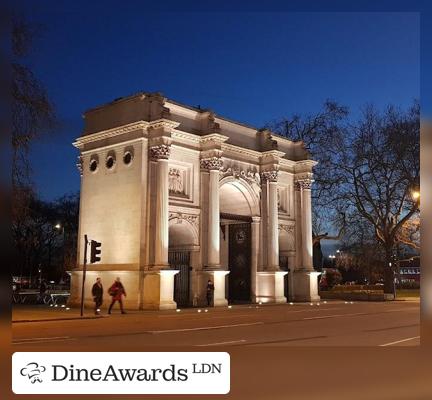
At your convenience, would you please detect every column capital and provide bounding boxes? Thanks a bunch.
[200,149,223,171]
[294,178,313,191]
[260,170,279,183]
[150,144,171,160]
[294,172,314,190]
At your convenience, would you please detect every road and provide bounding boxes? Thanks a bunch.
[12,300,420,350]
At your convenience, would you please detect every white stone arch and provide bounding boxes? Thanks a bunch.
[219,176,260,216]
[168,212,199,250]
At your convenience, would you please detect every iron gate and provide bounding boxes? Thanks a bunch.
[168,251,191,307]
[228,223,251,303]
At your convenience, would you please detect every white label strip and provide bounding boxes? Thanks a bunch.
[12,352,230,394]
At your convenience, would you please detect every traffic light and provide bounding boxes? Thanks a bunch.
[90,240,102,263]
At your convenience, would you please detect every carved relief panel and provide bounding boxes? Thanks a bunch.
[168,161,193,203]
[169,168,185,195]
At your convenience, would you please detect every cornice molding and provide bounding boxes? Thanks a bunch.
[261,149,286,159]
[73,121,149,149]
[199,133,230,145]
[171,129,201,144]
[147,118,180,131]
[294,159,318,172]
[221,143,261,161]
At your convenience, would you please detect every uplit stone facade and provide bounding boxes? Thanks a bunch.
[69,92,320,310]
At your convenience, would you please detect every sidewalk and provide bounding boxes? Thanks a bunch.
[12,300,338,323]
[12,305,107,323]
[395,297,420,302]
[13,298,397,323]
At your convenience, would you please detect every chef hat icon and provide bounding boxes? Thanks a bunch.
[20,362,46,384]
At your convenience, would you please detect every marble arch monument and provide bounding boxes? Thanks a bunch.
[69,92,320,310]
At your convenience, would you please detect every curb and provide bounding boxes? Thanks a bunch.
[12,315,108,324]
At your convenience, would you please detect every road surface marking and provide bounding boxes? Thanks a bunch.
[243,335,328,346]
[149,322,264,334]
[196,340,247,347]
[12,336,75,345]
[12,336,70,342]
[365,323,419,332]
[157,313,252,319]
[379,336,420,347]
[303,312,366,320]
[288,307,344,314]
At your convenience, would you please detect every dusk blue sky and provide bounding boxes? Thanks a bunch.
[18,3,421,200]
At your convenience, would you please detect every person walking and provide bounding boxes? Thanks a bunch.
[108,277,127,314]
[91,277,103,315]
[38,280,47,304]
[206,279,215,307]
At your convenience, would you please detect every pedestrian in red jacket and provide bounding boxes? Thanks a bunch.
[108,277,127,314]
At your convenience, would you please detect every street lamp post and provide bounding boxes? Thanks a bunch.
[55,223,66,279]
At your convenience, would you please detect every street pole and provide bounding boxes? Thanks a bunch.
[80,235,88,317]
[61,226,65,280]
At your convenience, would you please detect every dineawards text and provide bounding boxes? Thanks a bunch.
[52,364,189,382]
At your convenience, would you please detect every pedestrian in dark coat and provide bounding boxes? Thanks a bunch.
[108,277,127,314]
[206,279,215,307]
[91,277,103,315]
[38,280,47,304]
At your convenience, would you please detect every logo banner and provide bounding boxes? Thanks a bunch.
[13,352,230,394]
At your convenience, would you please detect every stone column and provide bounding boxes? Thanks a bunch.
[251,216,261,302]
[142,143,178,310]
[151,144,171,268]
[199,154,228,306]
[200,156,223,267]
[256,170,286,303]
[293,177,320,302]
[262,170,280,270]
[297,179,313,271]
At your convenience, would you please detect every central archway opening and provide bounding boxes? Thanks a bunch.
[219,180,255,304]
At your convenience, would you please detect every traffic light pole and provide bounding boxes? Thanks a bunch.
[80,234,88,317]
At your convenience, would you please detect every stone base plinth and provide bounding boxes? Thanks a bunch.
[142,269,179,310]
[292,270,321,302]
[256,271,287,304]
[198,270,229,307]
